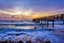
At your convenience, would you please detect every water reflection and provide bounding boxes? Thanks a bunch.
[0,25,35,29]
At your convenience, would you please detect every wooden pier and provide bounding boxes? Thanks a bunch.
[33,14,64,27]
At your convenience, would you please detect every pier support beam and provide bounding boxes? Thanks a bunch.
[36,20,38,23]
[52,21,54,27]
[32,19,35,22]
[63,21,64,24]
[45,20,46,24]
[47,21,49,27]
[61,15,63,21]
[56,15,58,20]
[47,20,55,27]
[38,20,40,23]
[41,20,42,24]
[35,20,37,23]
[53,16,55,20]
[35,19,40,23]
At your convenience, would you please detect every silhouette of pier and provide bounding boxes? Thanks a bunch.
[32,14,64,27]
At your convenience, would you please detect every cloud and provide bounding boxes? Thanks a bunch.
[0,0,64,20]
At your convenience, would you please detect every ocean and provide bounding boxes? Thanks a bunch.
[0,21,64,43]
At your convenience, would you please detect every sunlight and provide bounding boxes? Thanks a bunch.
[15,12,22,14]
[23,12,30,16]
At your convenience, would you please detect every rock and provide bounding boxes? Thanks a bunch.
[7,40,14,43]
[45,41,51,43]
[25,40,32,43]
[17,40,23,43]
[0,41,7,43]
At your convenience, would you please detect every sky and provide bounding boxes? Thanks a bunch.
[0,0,64,20]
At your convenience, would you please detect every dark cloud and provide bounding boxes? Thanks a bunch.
[4,17,6,18]
[11,16,15,18]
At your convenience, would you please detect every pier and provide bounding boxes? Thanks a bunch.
[33,14,64,27]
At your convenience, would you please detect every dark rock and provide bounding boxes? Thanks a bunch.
[25,41,32,43]
[0,41,7,43]
[45,41,51,43]
[17,40,23,43]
